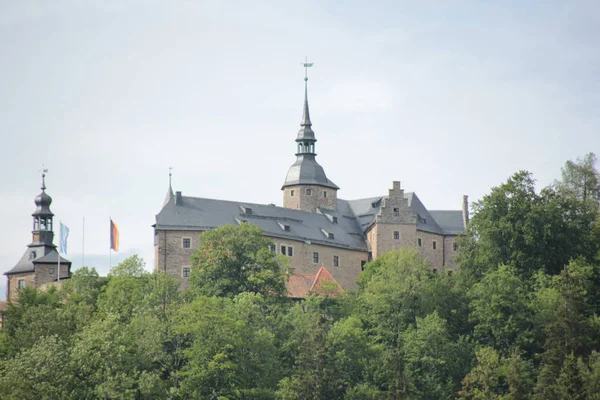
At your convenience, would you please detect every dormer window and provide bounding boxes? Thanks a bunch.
[278,222,291,232]
[321,229,335,240]
[371,199,381,208]
[332,216,338,224]
[239,205,252,215]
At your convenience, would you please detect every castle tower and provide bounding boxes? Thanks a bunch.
[4,172,71,300]
[282,62,339,212]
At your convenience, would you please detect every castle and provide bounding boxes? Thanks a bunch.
[3,173,72,301]
[153,74,468,291]
[3,73,467,301]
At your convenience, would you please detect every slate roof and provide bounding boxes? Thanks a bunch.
[286,266,344,298]
[344,193,464,235]
[282,154,339,190]
[154,191,464,252]
[5,246,71,275]
[155,196,368,251]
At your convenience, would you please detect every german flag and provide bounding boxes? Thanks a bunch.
[110,219,120,252]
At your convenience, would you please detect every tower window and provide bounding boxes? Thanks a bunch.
[333,255,339,267]
[49,268,54,274]
[291,190,295,197]
[182,267,191,278]
[18,280,25,288]
[394,231,399,240]
[433,241,437,250]
[393,208,400,217]
[29,251,36,260]
[182,238,191,249]
[417,238,422,247]
[313,252,319,264]
[323,191,327,198]
[305,188,312,196]
[453,243,459,251]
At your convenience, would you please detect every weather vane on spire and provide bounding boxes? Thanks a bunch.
[302,56,313,81]
[40,164,48,190]
[168,166,173,187]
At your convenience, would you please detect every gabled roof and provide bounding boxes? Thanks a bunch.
[286,266,344,298]
[4,246,71,276]
[155,195,368,251]
[343,193,464,235]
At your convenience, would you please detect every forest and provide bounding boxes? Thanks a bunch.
[0,153,599,400]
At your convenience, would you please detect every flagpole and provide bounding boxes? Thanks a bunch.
[57,220,61,286]
[109,217,112,270]
[82,217,85,267]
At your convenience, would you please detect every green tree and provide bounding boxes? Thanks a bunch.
[459,171,598,278]
[189,224,289,298]
[0,335,76,400]
[468,265,536,353]
[556,152,600,203]
[458,347,533,400]
[174,293,280,399]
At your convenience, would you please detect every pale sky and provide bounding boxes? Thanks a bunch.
[1,1,598,300]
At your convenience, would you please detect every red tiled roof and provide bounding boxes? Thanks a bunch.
[286,266,344,299]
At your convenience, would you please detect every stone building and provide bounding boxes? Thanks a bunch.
[153,74,468,291]
[4,174,71,301]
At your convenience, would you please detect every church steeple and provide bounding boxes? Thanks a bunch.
[162,167,174,208]
[282,60,339,212]
[31,169,54,246]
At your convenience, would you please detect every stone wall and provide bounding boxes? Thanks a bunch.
[7,272,35,300]
[35,264,70,286]
[369,223,417,259]
[443,235,459,270]
[415,230,445,270]
[270,237,369,290]
[283,185,338,212]
[154,229,203,289]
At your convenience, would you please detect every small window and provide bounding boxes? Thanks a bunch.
[284,225,290,232]
[182,238,191,249]
[393,231,399,240]
[433,241,437,250]
[29,251,36,260]
[182,267,191,278]
[323,191,327,198]
[49,268,55,274]
[269,244,276,253]
[313,252,319,264]
[333,255,339,267]
[453,243,459,251]
[305,188,312,196]
[393,208,400,216]
[288,247,293,257]
[281,246,287,256]
[417,238,422,247]
[291,190,295,197]
[18,279,25,288]
[244,207,252,215]
[328,233,334,239]
[361,260,367,271]
[332,216,338,224]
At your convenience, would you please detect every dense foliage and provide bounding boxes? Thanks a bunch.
[1,153,599,399]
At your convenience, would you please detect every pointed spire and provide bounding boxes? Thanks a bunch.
[41,166,48,191]
[297,57,316,141]
[162,167,174,208]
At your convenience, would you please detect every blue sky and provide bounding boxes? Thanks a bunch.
[1,1,598,300]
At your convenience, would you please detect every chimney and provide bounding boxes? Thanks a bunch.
[462,195,469,228]
[175,191,183,206]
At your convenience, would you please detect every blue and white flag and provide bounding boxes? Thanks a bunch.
[60,222,69,254]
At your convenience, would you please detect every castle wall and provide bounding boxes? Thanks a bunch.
[283,185,338,212]
[35,264,70,286]
[270,237,368,290]
[154,229,203,289]
[7,272,35,301]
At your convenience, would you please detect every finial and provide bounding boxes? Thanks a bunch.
[168,166,172,187]
[40,165,48,191]
[300,57,314,127]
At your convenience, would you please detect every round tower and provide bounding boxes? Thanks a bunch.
[282,62,339,212]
